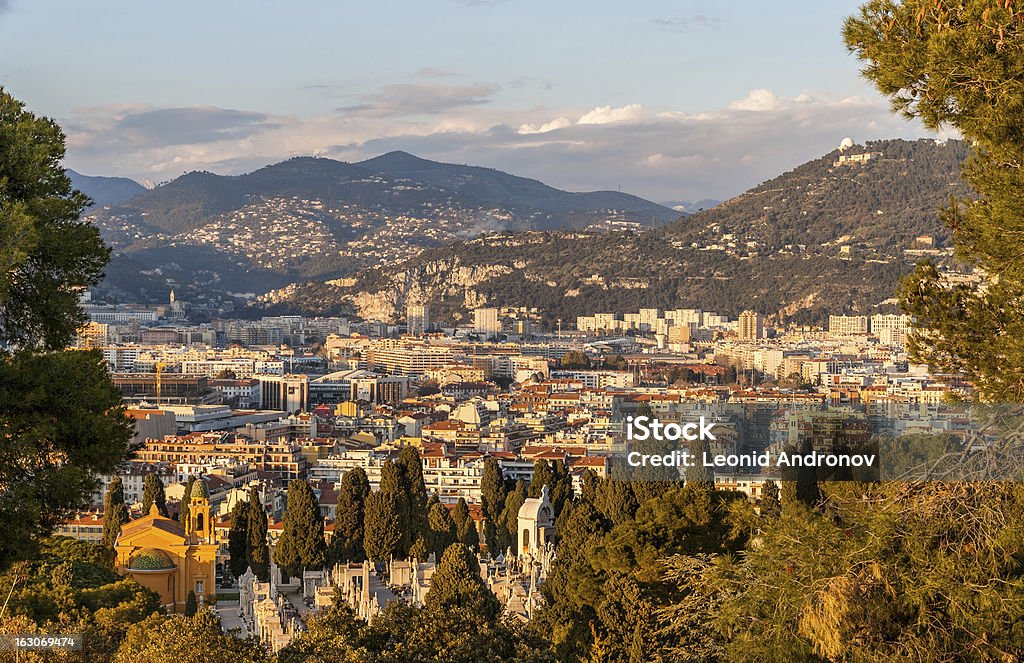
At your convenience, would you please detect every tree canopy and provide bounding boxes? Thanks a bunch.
[844,0,1024,401]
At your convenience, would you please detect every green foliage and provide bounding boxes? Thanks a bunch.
[274,479,327,575]
[330,467,370,564]
[451,497,470,533]
[278,586,553,663]
[559,350,590,369]
[184,590,197,617]
[499,480,527,554]
[593,478,639,528]
[227,499,249,579]
[101,477,129,555]
[427,500,457,558]
[459,516,480,553]
[276,596,367,662]
[603,354,629,371]
[0,91,131,569]
[141,472,167,517]
[179,477,196,527]
[114,610,269,663]
[378,460,413,557]
[717,483,1024,660]
[760,480,781,519]
[480,457,507,525]
[780,440,822,511]
[0,350,133,570]
[537,486,750,661]
[0,537,161,661]
[424,544,499,621]
[580,469,599,505]
[245,488,270,582]
[844,1,1024,401]
[363,490,401,564]
[652,554,730,662]
[396,446,429,554]
[0,89,111,351]
[684,437,713,488]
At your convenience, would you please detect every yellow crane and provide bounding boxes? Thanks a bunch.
[155,361,167,405]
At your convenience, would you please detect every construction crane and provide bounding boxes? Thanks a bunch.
[155,361,167,405]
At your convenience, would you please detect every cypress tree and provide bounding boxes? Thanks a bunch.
[396,446,429,547]
[780,441,820,511]
[459,516,480,553]
[179,476,196,527]
[451,498,470,534]
[141,471,167,517]
[528,460,554,498]
[424,544,500,621]
[426,492,441,515]
[102,476,130,556]
[482,517,497,553]
[499,481,527,554]
[427,500,457,557]
[685,437,714,488]
[549,459,572,516]
[227,498,250,578]
[274,479,327,576]
[480,457,507,524]
[184,590,198,617]
[580,468,600,505]
[331,467,370,563]
[409,535,429,562]
[246,487,270,582]
[379,461,412,556]
[595,478,639,527]
[760,480,781,519]
[363,490,401,564]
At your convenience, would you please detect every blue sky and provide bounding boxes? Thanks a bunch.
[0,0,942,201]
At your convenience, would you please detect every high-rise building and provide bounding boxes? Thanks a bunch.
[407,303,430,335]
[257,374,309,413]
[474,307,501,336]
[737,311,764,340]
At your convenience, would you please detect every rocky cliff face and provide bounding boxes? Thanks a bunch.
[298,257,515,322]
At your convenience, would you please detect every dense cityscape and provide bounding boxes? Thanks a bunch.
[51,284,973,654]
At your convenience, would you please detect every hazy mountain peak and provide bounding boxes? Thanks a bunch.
[66,169,147,207]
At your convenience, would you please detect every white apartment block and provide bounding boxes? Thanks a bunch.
[829,315,869,337]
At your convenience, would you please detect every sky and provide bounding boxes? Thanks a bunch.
[0,0,945,203]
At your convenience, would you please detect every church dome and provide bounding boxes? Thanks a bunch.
[190,479,209,500]
[127,547,176,572]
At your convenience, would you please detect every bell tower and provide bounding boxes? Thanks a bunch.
[186,480,211,544]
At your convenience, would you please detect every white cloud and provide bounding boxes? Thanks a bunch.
[62,88,948,201]
[729,89,787,112]
[518,116,571,134]
[577,103,644,125]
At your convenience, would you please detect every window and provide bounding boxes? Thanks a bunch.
[196,580,204,596]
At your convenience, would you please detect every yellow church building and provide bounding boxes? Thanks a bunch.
[115,480,219,613]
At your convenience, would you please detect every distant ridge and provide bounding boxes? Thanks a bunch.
[66,169,146,207]
[270,138,972,326]
[84,153,678,302]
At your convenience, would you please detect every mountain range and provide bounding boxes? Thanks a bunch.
[67,169,147,208]
[81,152,677,301]
[267,139,971,326]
